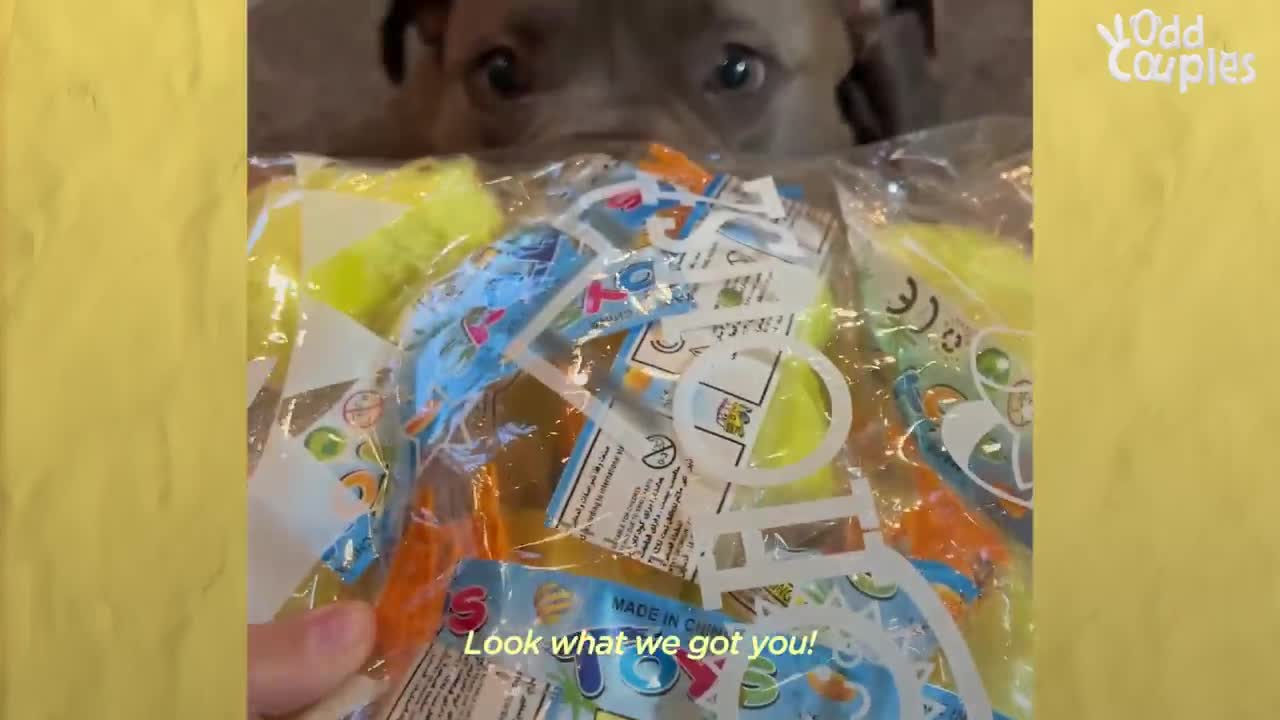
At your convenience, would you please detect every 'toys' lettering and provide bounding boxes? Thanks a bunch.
[445,585,488,636]
[741,657,781,709]
[552,627,646,700]
[616,260,656,293]
[618,641,680,695]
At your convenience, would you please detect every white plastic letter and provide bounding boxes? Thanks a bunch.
[671,333,852,489]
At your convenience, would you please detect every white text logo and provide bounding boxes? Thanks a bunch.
[1097,11,1256,92]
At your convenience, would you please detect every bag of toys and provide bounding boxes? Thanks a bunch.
[246,117,1033,720]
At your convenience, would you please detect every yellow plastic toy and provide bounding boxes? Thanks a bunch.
[865,222,1031,375]
[247,158,505,397]
[743,284,841,509]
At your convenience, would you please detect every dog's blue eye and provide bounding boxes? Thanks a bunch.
[714,44,765,93]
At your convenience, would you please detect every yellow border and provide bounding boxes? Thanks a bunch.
[1037,2,1280,718]
[2,1,245,718]
[5,0,1280,716]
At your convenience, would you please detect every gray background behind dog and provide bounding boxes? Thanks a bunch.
[248,0,1030,156]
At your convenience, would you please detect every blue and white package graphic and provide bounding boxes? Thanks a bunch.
[380,560,1011,720]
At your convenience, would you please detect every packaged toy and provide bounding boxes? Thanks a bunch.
[245,118,1033,720]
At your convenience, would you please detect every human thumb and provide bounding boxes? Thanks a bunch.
[248,602,377,719]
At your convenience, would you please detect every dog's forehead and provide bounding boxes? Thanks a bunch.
[700,0,841,27]
[703,0,847,61]
[448,0,843,55]
[632,0,841,42]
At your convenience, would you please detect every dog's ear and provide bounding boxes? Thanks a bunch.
[381,0,453,85]
[841,1,937,56]
[838,0,940,142]
[885,0,937,56]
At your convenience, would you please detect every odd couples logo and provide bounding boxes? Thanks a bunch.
[1097,11,1256,93]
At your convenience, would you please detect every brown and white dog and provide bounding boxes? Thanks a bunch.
[376,0,940,157]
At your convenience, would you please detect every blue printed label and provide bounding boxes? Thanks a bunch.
[293,379,396,584]
[397,163,729,477]
[381,561,1012,720]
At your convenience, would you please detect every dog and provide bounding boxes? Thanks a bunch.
[374,0,940,158]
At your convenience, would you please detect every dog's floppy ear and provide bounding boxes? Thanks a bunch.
[838,0,940,142]
[381,0,452,85]
[886,0,937,56]
[841,0,937,56]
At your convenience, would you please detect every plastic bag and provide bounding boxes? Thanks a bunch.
[245,117,1033,720]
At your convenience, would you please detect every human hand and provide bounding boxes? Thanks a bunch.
[248,602,377,719]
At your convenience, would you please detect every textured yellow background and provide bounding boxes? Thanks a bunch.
[1037,2,1280,719]
[1,0,246,718]
[3,0,1280,717]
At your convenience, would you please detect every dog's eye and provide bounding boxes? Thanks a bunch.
[710,44,767,93]
[477,47,529,99]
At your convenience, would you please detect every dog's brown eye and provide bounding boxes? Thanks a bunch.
[711,44,766,93]
[477,47,529,99]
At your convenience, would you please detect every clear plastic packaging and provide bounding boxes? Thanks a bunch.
[246,117,1032,720]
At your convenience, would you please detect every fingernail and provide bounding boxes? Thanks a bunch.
[306,603,371,654]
